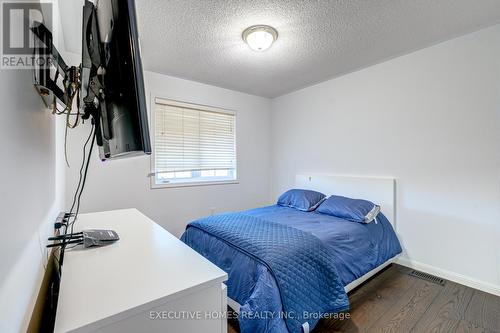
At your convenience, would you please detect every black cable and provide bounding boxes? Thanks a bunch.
[48,232,83,241]
[47,239,83,248]
[62,122,93,240]
[69,128,96,236]
[68,123,95,216]
[59,123,96,268]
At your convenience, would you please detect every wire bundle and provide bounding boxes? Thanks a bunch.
[56,122,96,266]
[47,232,84,248]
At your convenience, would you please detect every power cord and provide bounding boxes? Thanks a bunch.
[56,121,96,268]
[68,127,96,235]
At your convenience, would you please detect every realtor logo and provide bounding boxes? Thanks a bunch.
[1,0,53,69]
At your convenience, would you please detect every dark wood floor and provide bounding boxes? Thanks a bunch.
[228,264,500,333]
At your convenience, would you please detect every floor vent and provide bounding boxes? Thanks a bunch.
[409,270,446,286]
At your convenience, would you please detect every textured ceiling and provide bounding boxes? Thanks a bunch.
[61,1,500,98]
[135,0,500,98]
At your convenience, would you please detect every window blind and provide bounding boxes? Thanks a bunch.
[154,101,236,174]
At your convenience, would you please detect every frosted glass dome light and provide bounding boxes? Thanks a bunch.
[242,25,278,52]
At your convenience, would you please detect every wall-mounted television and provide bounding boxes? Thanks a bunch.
[80,0,151,160]
[33,0,151,161]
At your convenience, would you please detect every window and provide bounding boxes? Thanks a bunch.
[152,98,237,187]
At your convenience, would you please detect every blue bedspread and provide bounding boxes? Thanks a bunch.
[185,213,349,333]
[181,205,402,333]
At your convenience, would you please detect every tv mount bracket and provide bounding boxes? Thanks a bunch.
[31,1,111,146]
[31,22,79,109]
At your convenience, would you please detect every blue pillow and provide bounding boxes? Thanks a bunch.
[316,195,381,223]
[277,189,326,212]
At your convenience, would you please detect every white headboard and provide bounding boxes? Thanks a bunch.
[295,174,396,227]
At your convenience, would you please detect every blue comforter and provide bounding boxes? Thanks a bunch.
[181,205,402,333]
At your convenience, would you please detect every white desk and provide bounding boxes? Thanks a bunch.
[54,209,228,333]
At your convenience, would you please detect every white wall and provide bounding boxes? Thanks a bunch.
[65,71,272,237]
[56,0,499,295]
[0,2,69,331]
[271,25,500,292]
[0,68,65,332]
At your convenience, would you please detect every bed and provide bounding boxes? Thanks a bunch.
[181,175,402,333]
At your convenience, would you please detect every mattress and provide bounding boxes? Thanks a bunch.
[181,205,402,333]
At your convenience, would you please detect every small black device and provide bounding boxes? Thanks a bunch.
[47,229,120,248]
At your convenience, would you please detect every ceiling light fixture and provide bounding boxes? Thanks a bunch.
[242,25,278,52]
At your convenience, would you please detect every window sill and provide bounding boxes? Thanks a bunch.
[151,179,239,189]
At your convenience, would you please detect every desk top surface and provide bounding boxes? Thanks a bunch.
[55,208,227,333]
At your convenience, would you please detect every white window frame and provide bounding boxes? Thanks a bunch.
[150,96,239,189]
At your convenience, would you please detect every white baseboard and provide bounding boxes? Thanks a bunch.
[397,257,500,297]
